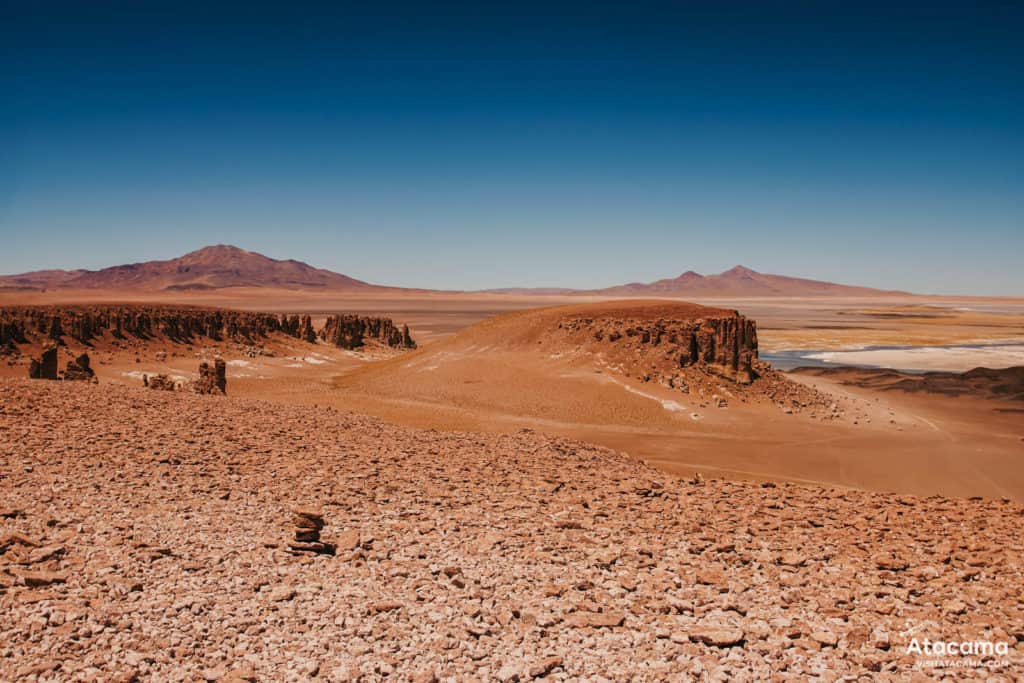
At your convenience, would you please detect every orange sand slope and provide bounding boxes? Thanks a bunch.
[320,301,1024,500]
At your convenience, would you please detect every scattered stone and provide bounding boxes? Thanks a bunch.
[334,529,360,551]
[874,553,910,571]
[0,378,1019,680]
[778,552,807,567]
[689,627,745,648]
[370,601,403,613]
[221,667,258,683]
[528,656,562,678]
[19,570,67,587]
[145,374,178,391]
[811,630,839,647]
[268,585,296,602]
[562,611,626,628]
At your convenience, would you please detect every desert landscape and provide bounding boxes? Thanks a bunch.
[3,247,1022,501]
[5,2,1024,679]
[1,245,1023,680]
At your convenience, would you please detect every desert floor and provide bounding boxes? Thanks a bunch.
[2,379,1022,680]
[4,288,1023,349]
[3,291,1024,679]
[3,290,1023,501]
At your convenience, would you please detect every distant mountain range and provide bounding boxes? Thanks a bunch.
[482,265,908,297]
[0,245,373,291]
[0,245,908,297]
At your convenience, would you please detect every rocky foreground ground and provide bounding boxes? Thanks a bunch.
[1,379,1022,681]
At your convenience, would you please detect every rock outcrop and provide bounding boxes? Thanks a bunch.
[192,359,227,395]
[144,360,226,394]
[27,347,58,380]
[143,374,178,391]
[0,305,416,353]
[62,353,97,382]
[0,305,305,346]
[535,302,836,414]
[558,308,758,384]
[299,315,317,344]
[320,315,416,350]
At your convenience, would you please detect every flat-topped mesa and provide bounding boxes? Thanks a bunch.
[688,314,759,384]
[554,303,758,384]
[320,315,416,350]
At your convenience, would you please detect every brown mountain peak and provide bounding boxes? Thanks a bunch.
[675,270,703,279]
[1,246,375,292]
[721,265,759,277]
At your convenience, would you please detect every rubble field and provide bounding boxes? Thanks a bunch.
[1,379,1021,681]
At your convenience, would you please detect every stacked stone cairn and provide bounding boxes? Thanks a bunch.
[289,510,335,556]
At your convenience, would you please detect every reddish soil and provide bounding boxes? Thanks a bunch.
[4,299,1022,500]
[324,301,1024,500]
[792,366,1024,402]
[2,379,1021,680]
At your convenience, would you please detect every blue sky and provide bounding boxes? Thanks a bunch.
[2,1,1021,294]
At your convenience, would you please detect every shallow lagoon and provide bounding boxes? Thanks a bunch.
[764,341,1024,373]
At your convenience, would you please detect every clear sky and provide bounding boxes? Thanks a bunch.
[2,1,1021,295]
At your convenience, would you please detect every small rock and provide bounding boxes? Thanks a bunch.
[562,611,626,628]
[811,630,839,647]
[689,628,745,647]
[20,571,67,587]
[268,585,296,602]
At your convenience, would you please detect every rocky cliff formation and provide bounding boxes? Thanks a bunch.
[299,315,316,344]
[0,306,415,351]
[320,315,416,350]
[543,303,836,413]
[558,309,758,384]
[0,306,295,346]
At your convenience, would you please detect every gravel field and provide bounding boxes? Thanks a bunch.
[1,379,1022,681]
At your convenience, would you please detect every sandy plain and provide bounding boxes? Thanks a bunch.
[3,289,1023,501]
[3,287,1023,350]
